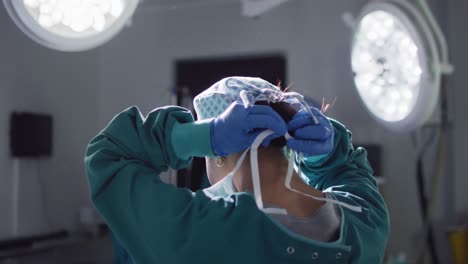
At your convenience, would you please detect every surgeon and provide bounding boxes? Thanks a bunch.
[85,77,389,263]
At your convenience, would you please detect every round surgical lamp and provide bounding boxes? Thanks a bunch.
[349,0,452,131]
[3,0,139,52]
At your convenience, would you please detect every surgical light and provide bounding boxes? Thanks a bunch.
[349,3,455,260]
[349,1,452,131]
[3,0,139,52]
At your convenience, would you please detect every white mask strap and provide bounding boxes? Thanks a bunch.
[284,150,363,213]
[231,130,362,215]
[250,130,288,215]
[225,148,250,179]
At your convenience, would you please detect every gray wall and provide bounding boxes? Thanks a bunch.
[0,6,100,237]
[449,0,468,218]
[0,6,20,238]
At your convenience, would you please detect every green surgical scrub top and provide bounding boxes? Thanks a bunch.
[85,106,389,264]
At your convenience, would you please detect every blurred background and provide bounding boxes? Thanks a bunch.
[0,0,467,263]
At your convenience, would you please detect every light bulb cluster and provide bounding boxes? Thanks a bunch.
[23,0,125,35]
[352,11,422,122]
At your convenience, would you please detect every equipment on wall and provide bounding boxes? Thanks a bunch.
[10,112,53,158]
[9,112,53,237]
[2,0,139,52]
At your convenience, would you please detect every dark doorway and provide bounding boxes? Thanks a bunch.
[174,53,287,191]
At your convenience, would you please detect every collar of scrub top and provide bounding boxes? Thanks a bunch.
[226,129,363,215]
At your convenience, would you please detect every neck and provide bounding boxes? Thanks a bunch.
[233,148,325,217]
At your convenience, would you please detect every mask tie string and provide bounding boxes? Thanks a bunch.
[283,133,362,213]
[225,148,250,180]
[250,130,288,215]
[231,130,363,215]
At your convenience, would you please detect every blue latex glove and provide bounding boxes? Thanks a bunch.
[286,107,334,157]
[211,102,287,156]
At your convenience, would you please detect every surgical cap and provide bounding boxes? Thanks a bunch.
[193,77,306,121]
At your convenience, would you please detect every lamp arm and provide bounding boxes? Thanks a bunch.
[416,0,452,72]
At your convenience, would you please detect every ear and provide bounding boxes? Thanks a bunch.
[205,157,230,185]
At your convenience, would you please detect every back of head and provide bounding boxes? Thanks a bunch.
[255,101,300,148]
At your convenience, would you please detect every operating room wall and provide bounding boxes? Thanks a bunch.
[13,45,100,236]
[449,0,468,216]
[0,7,19,238]
[97,0,468,255]
[0,6,100,238]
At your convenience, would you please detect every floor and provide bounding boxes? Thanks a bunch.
[0,235,113,264]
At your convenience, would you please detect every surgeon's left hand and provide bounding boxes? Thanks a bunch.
[211,102,287,157]
[286,107,334,157]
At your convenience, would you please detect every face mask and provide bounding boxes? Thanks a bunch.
[203,173,236,199]
[226,130,362,215]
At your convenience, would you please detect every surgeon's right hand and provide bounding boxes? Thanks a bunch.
[211,102,287,157]
[286,107,334,157]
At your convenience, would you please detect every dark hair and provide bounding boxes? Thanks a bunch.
[255,101,300,147]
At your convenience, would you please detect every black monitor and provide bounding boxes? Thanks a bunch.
[10,112,53,158]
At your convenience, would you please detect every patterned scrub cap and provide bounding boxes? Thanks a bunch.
[193,76,317,123]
